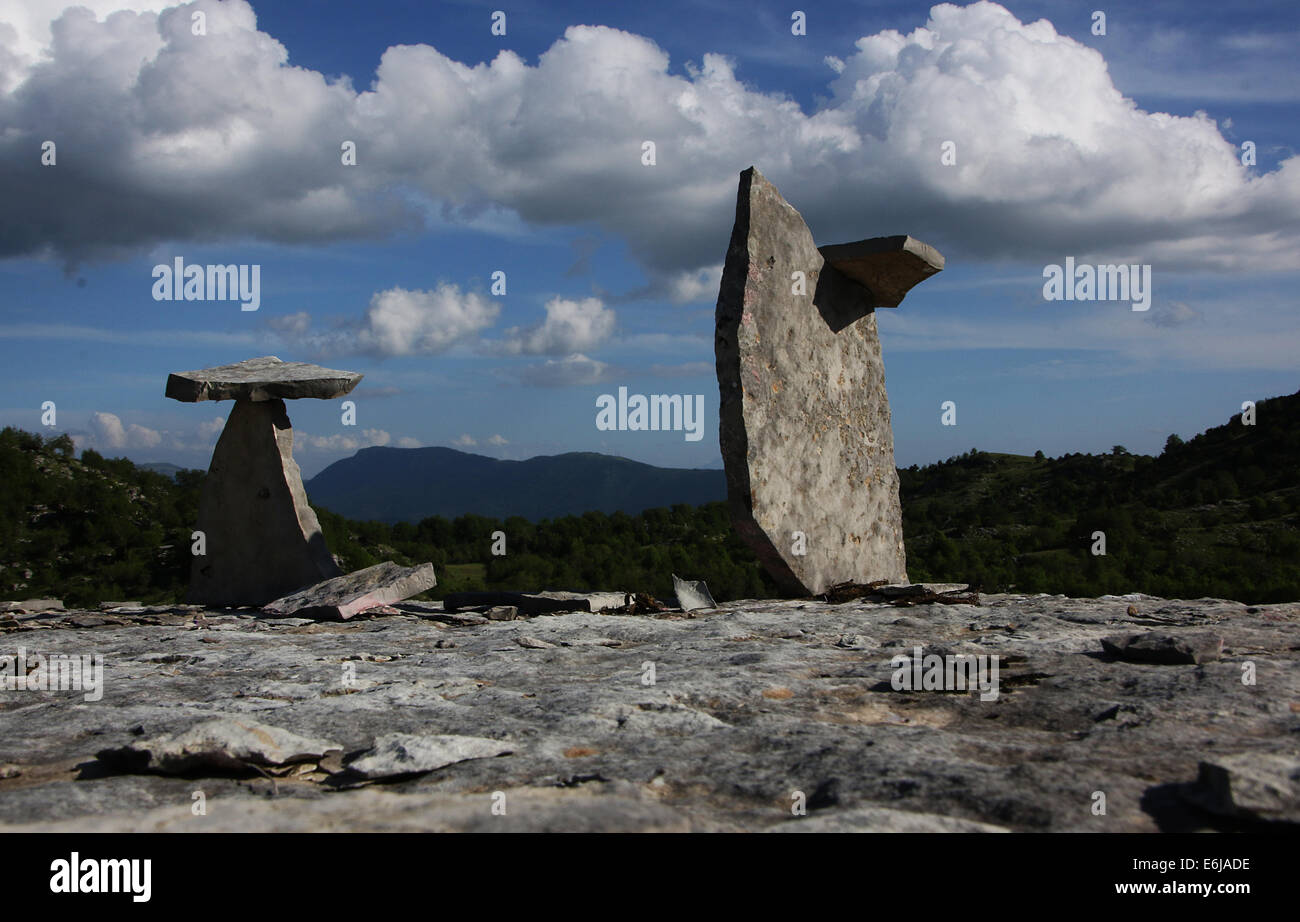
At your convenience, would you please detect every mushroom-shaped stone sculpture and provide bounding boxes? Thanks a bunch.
[166,356,361,606]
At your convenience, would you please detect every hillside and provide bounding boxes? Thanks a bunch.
[305,446,726,522]
[2,388,1298,606]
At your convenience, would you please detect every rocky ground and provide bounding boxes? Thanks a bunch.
[0,592,1296,832]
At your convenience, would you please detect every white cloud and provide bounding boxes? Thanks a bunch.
[450,434,477,447]
[2,1,1296,277]
[516,353,613,387]
[87,411,163,450]
[292,284,500,358]
[295,428,394,453]
[499,296,615,355]
[396,436,421,448]
[665,265,723,305]
[486,434,508,446]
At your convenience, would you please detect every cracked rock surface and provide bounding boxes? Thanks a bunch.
[0,593,1296,832]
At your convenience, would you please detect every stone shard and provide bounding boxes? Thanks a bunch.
[715,167,942,596]
[98,718,341,775]
[346,733,513,780]
[187,398,342,606]
[1187,753,1300,821]
[673,575,717,611]
[0,599,63,613]
[442,590,631,615]
[165,355,362,403]
[263,561,437,620]
[1100,630,1224,665]
[818,236,944,308]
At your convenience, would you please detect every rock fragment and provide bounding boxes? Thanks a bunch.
[1185,753,1299,822]
[1101,630,1223,664]
[262,561,437,620]
[672,575,716,612]
[346,734,513,780]
[442,590,630,615]
[98,718,341,775]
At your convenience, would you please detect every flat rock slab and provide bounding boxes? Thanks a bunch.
[263,561,437,620]
[819,236,944,308]
[98,718,341,775]
[715,167,941,595]
[0,599,63,613]
[166,355,362,403]
[346,734,513,779]
[442,590,630,615]
[1101,630,1223,664]
[4,594,1296,832]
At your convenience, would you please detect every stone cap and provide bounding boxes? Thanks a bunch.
[165,356,362,403]
[818,235,944,308]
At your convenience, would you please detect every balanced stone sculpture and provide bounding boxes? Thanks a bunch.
[714,167,944,596]
[166,356,361,606]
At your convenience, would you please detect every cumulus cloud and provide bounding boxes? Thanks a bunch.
[294,428,394,452]
[486,434,508,446]
[516,353,612,387]
[498,297,615,355]
[87,411,164,450]
[2,0,1298,276]
[450,434,477,447]
[286,284,500,358]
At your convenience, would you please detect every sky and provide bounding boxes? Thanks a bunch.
[0,0,1297,477]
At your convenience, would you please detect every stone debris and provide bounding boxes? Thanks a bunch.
[3,593,1295,833]
[98,718,342,775]
[262,561,437,621]
[673,575,717,611]
[0,599,63,613]
[715,167,942,596]
[1186,753,1299,822]
[165,355,362,403]
[824,581,979,606]
[1101,630,1223,664]
[515,635,556,649]
[346,733,513,780]
[442,590,631,616]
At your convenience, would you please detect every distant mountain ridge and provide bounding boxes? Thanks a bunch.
[305,447,726,523]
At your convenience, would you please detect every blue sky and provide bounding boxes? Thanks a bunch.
[1,0,1297,477]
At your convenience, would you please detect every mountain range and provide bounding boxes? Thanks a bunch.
[305,447,726,523]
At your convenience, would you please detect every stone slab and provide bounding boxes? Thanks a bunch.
[715,167,942,595]
[0,599,63,613]
[165,355,362,403]
[346,733,513,779]
[263,561,437,621]
[1101,630,1224,664]
[818,236,944,308]
[442,590,631,615]
[187,398,342,606]
[98,718,341,775]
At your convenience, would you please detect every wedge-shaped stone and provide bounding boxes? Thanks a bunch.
[819,236,944,308]
[165,355,362,403]
[263,561,437,620]
[188,398,341,606]
[715,167,943,595]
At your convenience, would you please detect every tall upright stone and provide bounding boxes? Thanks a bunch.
[166,356,362,606]
[714,167,943,596]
